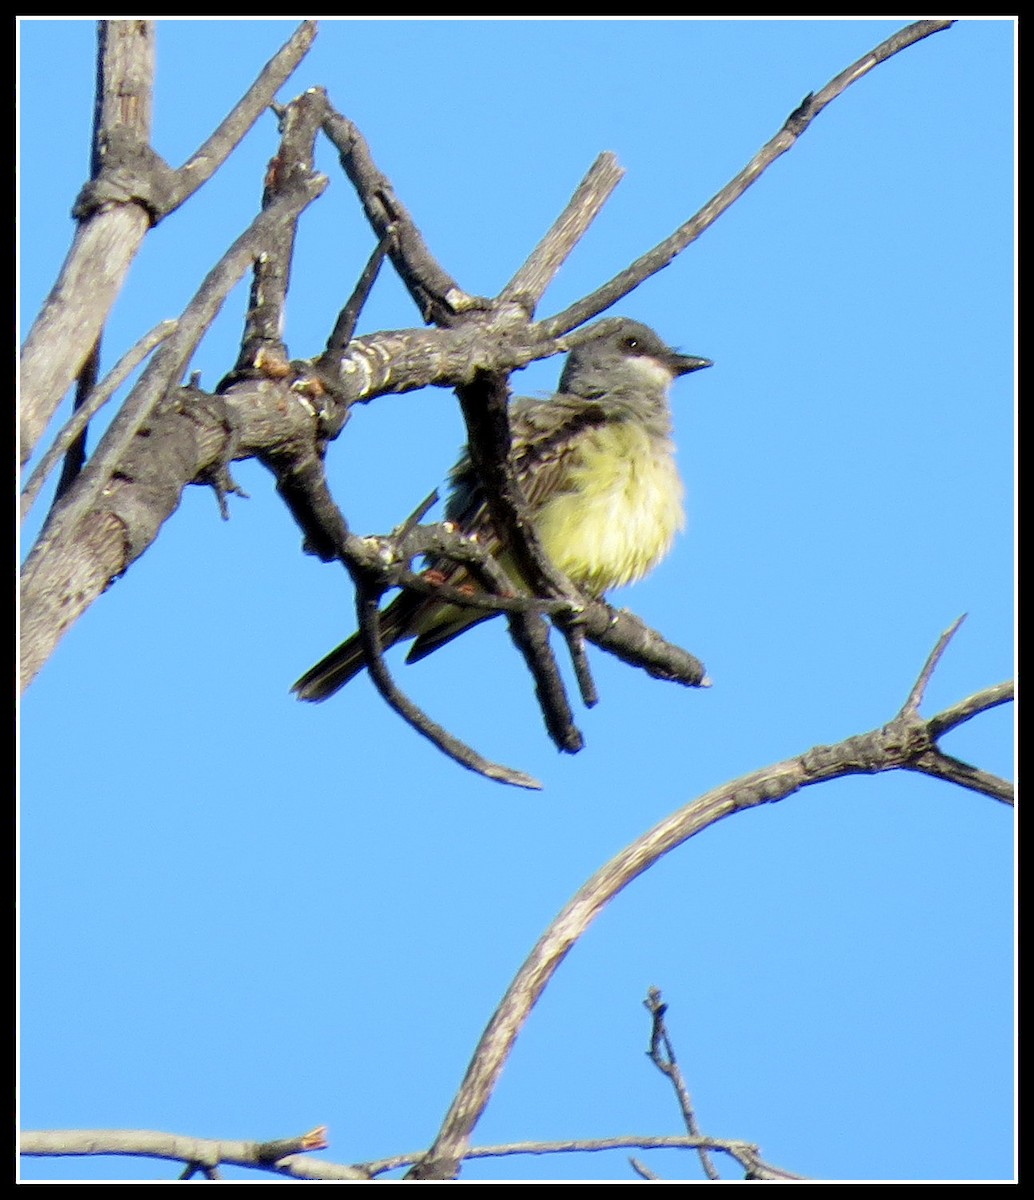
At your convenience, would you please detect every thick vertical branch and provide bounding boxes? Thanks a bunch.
[20,21,155,463]
[20,20,317,466]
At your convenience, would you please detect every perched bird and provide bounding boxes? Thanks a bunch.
[292,317,711,702]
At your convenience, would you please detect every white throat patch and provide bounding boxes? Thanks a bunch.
[628,355,676,390]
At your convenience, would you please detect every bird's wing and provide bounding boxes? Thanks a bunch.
[398,395,611,664]
[444,394,609,543]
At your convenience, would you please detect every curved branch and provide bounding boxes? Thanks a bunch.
[354,579,543,791]
[407,625,1012,1178]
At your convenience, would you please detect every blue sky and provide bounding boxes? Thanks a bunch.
[19,18,1014,1182]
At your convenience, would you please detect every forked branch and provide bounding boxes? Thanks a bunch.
[20,20,316,463]
[406,619,1012,1179]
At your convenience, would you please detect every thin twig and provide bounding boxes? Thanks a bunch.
[366,1135,802,1180]
[354,581,543,790]
[900,614,966,714]
[52,337,101,505]
[500,152,625,313]
[325,226,396,355]
[629,1157,661,1179]
[165,22,317,212]
[542,20,955,337]
[906,751,1014,807]
[21,320,176,520]
[643,988,719,1179]
[179,1161,221,1180]
[563,625,599,708]
[321,105,474,325]
[928,681,1014,740]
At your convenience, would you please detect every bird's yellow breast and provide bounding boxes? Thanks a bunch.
[533,419,685,595]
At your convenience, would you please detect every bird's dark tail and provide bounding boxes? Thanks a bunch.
[291,591,426,702]
[291,632,368,702]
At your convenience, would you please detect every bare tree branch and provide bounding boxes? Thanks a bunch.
[19,1126,362,1181]
[928,680,1014,740]
[406,623,1011,1178]
[580,602,709,687]
[500,151,625,313]
[163,21,317,211]
[20,1126,799,1181]
[455,369,585,753]
[906,744,1014,806]
[324,227,396,356]
[370,1134,803,1180]
[900,613,966,714]
[629,1156,662,1179]
[20,174,327,689]
[20,21,155,464]
[179,1161,221,1180]
[52,339,101,504]
[258,433,555,786]
[321,104,477,326]
[355,577,543,790]
[20,20,316,464]
[21,319,177,520]
[643,988,720,1179]
[225,88,328,383]
[541,20,955,337]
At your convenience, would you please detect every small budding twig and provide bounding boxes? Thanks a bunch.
[643,988,720,1180]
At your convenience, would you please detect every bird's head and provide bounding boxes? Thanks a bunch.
[558,317,712,399]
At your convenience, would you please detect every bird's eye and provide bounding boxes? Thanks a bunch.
[624,336,640,351]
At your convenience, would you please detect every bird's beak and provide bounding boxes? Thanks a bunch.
[670,353,713,376]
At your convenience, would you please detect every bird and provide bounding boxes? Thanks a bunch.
[292,316,712,702]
